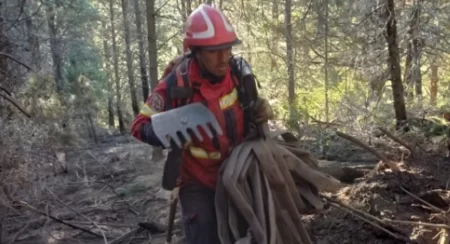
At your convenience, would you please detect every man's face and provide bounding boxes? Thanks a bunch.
[196,47,232,77]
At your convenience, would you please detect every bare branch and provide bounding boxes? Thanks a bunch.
[154,0,170,16]
[0,52,33,71]
[157,31,181,51]
[45,188,109,244]
[16,201,104,238]
[335,131,400,172]
[0,89,31,118]
[0,86,12,96]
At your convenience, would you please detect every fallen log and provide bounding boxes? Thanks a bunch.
[319,165,371,183]
[335,131,400,173]
[377,127,416,158]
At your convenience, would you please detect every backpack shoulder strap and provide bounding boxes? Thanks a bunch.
[230,56,259,104]
[166,58,198,109]
[229,56,259,136]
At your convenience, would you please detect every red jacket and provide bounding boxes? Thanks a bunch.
[161,55,185,78]
[131,58,246,190]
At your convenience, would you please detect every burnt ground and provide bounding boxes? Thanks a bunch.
[5,135,184,244]
[306,149,450,244]
[4,133,450,244]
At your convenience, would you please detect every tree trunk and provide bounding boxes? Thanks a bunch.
[134,0,150,101]
[270,0,278,71]
[284,0,296,123]
[429,58,438,106]
[403,0,423,103]
[384,0,408,130]
[324,0,329,122]
[179,0,187,22]
[404,42,413,100]
[86,112,98,143]
[0,1,9,90]
[186,0,193,18]
[45,1,64,94]
[147,0,158,89]
[121,0,139,116]
[178,0,192,29]
[243,1,252,63]
[109,0,126,133]
[413,42,423,104]
[146,0,164,161]
[102,21,115,128]
[25,2,40,70]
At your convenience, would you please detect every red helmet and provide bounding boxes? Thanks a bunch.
[184,4,241,50]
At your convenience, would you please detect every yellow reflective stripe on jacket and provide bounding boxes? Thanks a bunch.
[219,88,238,110]
[189,147,221,160]
[139,103,158,117]
[188,88,237,160]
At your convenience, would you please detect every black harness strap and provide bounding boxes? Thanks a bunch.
[229,56,259,137]
[179,61,191,106]
[164,72,177,110]
[166,59,194,108]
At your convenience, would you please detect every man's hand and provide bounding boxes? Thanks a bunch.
[252,98,274,124]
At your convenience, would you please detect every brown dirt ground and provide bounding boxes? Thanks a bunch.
[305,152,450,244]
[5,133,450,244]
[4,135,184,244]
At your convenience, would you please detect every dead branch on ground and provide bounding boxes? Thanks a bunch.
[45,188,109,243]
[16,200,104,238]
[329,201,405,240]
[400,187,446,214]
[101,182,139,216]
[86,151,115,179]
[0,86,12,96]
[109,227,144,244]
[0,86,31,118]
[323,195,408,241]
[378,127,416,158]
[323,194,450,239]
[335,131,400,172]
[6,220,30,244]
[438,229,449,244]
[0,52,33,71]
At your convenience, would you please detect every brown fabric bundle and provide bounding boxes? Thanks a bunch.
[215,129,342,244]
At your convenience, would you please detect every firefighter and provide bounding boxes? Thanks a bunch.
[131,3,273,243]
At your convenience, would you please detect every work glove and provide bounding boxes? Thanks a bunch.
[251,97,274,124]
[141,122,165,148]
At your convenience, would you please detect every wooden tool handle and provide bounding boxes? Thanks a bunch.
[165,187,180,244]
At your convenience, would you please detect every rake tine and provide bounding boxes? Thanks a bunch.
[191,127,204,142]
[161,136,171,149]
[200,124,214,139]
[151,103,223,149]
[171,133,183,148]
[181,130,192,143]
[211,120,223,136]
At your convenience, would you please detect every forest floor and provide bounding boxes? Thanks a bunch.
[4,134,181,244]
[307,153,450,244]
[3,128,450,244]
